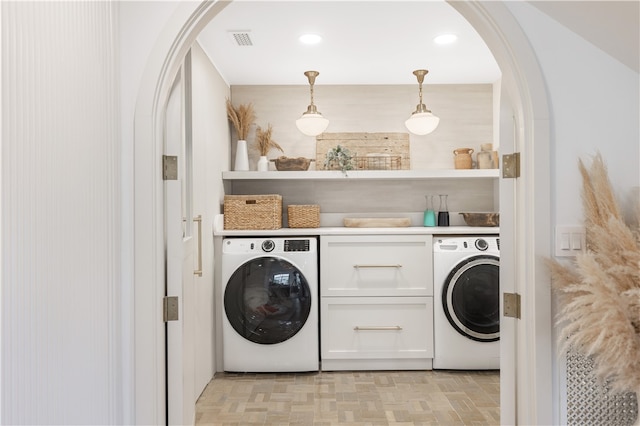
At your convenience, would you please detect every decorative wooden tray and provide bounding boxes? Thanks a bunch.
[343,217,411,228]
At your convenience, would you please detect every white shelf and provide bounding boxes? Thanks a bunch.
[222,169,500,181]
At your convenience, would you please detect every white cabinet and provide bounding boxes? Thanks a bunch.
[321,297,433,371]
[320,235,432,297]
[320,235,434,371]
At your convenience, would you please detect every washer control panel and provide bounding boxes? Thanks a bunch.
[284,239,310,252]
[261,240,275,252]
[223,237,316,254]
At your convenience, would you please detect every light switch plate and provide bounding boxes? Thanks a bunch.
[555,226,586,257]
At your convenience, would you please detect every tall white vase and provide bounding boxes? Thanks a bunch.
[257,156,269,172]
[234,139,249,171]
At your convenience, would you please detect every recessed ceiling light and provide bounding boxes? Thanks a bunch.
[434,34,458,45]
[299,34,322,45]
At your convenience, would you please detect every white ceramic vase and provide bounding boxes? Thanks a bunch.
[257,155,269,172]
[234,139,249,171]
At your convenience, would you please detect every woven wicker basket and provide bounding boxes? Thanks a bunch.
[287,205,320,228]
[224,194,282,230]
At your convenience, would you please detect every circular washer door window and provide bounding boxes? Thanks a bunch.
[224,256,312,345]
[442,255,500,342]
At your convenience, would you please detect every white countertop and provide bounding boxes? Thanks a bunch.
[213,215,499,237]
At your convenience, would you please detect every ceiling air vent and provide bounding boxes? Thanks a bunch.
[228,31,253,46]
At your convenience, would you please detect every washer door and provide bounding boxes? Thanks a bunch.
[224,256,312,345]
[442,255,500,342]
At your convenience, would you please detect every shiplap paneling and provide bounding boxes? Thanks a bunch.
[230,84,494,171]
[230,178,495,225]
[1,2,121,424]
[229,84,496,216]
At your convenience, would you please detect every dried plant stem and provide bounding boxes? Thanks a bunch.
[549,152,640,394]
[226,99,256,140]
[255,124,283,156]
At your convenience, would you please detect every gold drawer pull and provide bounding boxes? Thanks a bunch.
[353,264,402,268]
[353,326,403,331]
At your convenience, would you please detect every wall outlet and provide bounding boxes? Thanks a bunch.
[555,226,586,257]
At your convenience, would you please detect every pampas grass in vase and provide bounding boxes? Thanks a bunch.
[255,124,283,171]
[548,153,640,422]
[226,99,256,171]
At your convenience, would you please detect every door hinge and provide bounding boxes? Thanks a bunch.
[503,292,521,319]
[502,152,520,179]
[162,155,178,180]
[163,296,179,322]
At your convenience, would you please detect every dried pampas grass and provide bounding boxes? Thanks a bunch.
[549,152,640,395]
[226,99,256,140]
[255,124,283,156]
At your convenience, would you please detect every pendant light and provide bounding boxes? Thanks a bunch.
[405,69,439,135]
[296,70,329,136]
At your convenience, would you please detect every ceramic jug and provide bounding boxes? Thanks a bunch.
[477,143,494,169]
[453,148,474,169]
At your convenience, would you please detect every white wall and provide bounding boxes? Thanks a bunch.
[505,2,640,422]
[1,2,122,423]
[118,2,184,421]
[190,41,230,396]
[506,3,639,224]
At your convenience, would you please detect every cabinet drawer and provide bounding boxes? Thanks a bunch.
[320,297,434,365]
[320,235,432,296]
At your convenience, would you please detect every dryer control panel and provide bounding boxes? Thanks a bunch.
[434,236,500,254]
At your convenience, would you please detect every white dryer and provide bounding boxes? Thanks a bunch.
[433,236,500,370]
[221,237,319,372]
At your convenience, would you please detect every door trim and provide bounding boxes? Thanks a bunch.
[132,1,552,424]
[132,3,231,423]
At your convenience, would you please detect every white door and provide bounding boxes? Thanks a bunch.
[498,85,517,426]
[165,55,196,426]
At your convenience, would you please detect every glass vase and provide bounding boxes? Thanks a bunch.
[437,194,449,226]
[423,195,436,227]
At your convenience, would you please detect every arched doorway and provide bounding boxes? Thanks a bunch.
[132,1,552,424]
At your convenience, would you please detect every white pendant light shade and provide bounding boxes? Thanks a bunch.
[405,112,440,135]
[405,69,439,135]
[296,70,329,136]
[296,113,329,136]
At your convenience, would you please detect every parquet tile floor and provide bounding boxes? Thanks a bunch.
[195,369,499,425]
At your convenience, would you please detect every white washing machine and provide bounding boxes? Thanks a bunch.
[221,237,319,372]
[433,236,500,370]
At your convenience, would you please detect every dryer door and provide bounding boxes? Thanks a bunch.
[442,255,500,342]
[224,256,312,345]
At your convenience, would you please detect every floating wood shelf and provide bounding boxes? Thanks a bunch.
[222,169,500,181]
